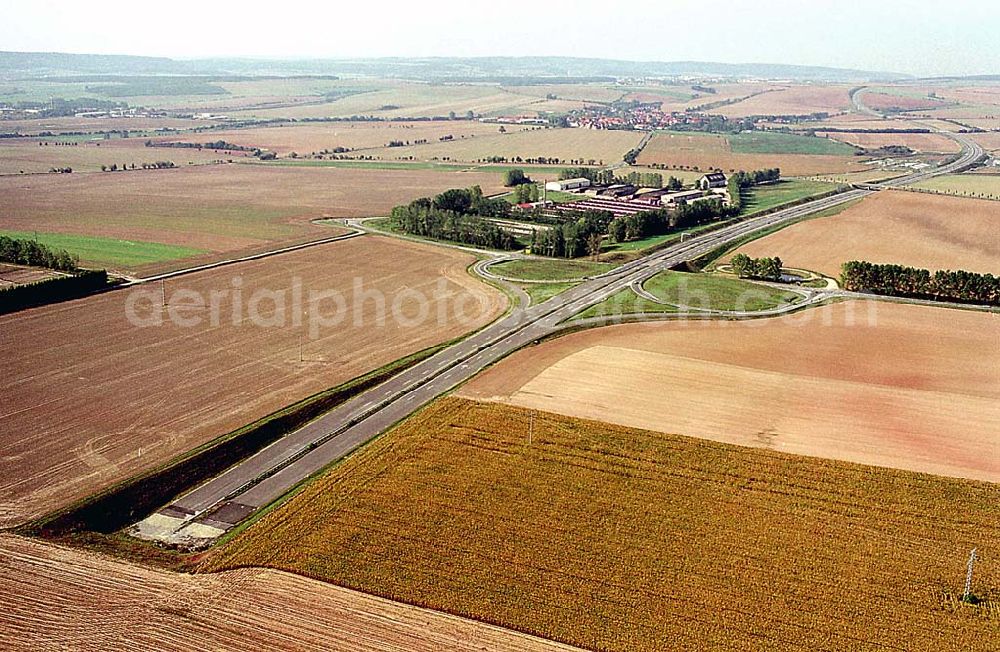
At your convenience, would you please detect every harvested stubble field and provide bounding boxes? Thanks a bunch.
[0,163,507,274]
[230,83,540,120]
[818,130,962,153]
[0,236,505,527]
[0,137,229,174]
[969,132,1000,152]
[206,396,1000,652]
[860,92,949,112]
[636,131,865,176]
[910,174,1000,197]
[462,301,1000,482]
[677,82,785,111]
[0,116,217,134]
[733,191,1000,277]
[0,535,575,652]
[148,121,530,156]
[713,84,854,117]
[378,127,644,165]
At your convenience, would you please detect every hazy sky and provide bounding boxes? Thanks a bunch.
[2,0,997,77]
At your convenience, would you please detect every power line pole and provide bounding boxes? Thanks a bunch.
[963,548,978,602]
[160,279,166,308]
[528,410,534,446]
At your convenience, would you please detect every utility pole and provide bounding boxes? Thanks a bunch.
[528,410,534,446]
[160,279,166,308]
[963,548,978,602]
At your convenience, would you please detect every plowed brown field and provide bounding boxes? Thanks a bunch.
[732,191,1000,277]
[714,85,853,117]
[461,301,1000,482]
[0,236,505,527]
[0,138,228,174]
[0,163,507,274]
[819,131,961,152]
[0,534,575,651]
[207,397,1000,652]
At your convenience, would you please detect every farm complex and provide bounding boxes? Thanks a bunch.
[3,37,1000,652]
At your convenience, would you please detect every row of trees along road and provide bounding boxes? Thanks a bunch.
[730,254,784,282]
[390,186,519,250]
[841,261,1000,306]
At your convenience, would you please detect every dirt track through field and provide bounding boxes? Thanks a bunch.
[0,534,576,652]
[0,235,505,527]
[460,301,1000,482]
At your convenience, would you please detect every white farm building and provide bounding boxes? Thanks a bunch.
[546,178,591,192]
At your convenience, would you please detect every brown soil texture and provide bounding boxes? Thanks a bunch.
[734,190,1000,277]
[0,163,507,274]
[0,534,575,651]
[460,301,1000,482]
[0,236,505,527]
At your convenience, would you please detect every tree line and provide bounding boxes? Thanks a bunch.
[730,254,784,281]
[608,199,733,244]
[146,140,254,152]
[840,261,999,306]
[727,168,780,213]
[390,186,519,250]
[0,235,79,272]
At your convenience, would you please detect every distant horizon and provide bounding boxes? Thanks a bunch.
[4,49,918,77]
[2,0,997,78]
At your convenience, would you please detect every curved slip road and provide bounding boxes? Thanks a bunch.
[132,131,984,548]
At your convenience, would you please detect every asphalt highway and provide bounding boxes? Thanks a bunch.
[132,128,983,547]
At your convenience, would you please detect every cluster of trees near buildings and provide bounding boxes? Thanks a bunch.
[840,261,999,306]
[530,211,611,259]
[389,186,519,250]
[730,254,784,282]
[558,167,676,190]
[607,199,732,245]
[0,236,79,272]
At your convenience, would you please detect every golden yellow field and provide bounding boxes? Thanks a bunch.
[0,534,574,651]
[207,397,1000,652]
[378,127,645,165]
[733,191,1000,277]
